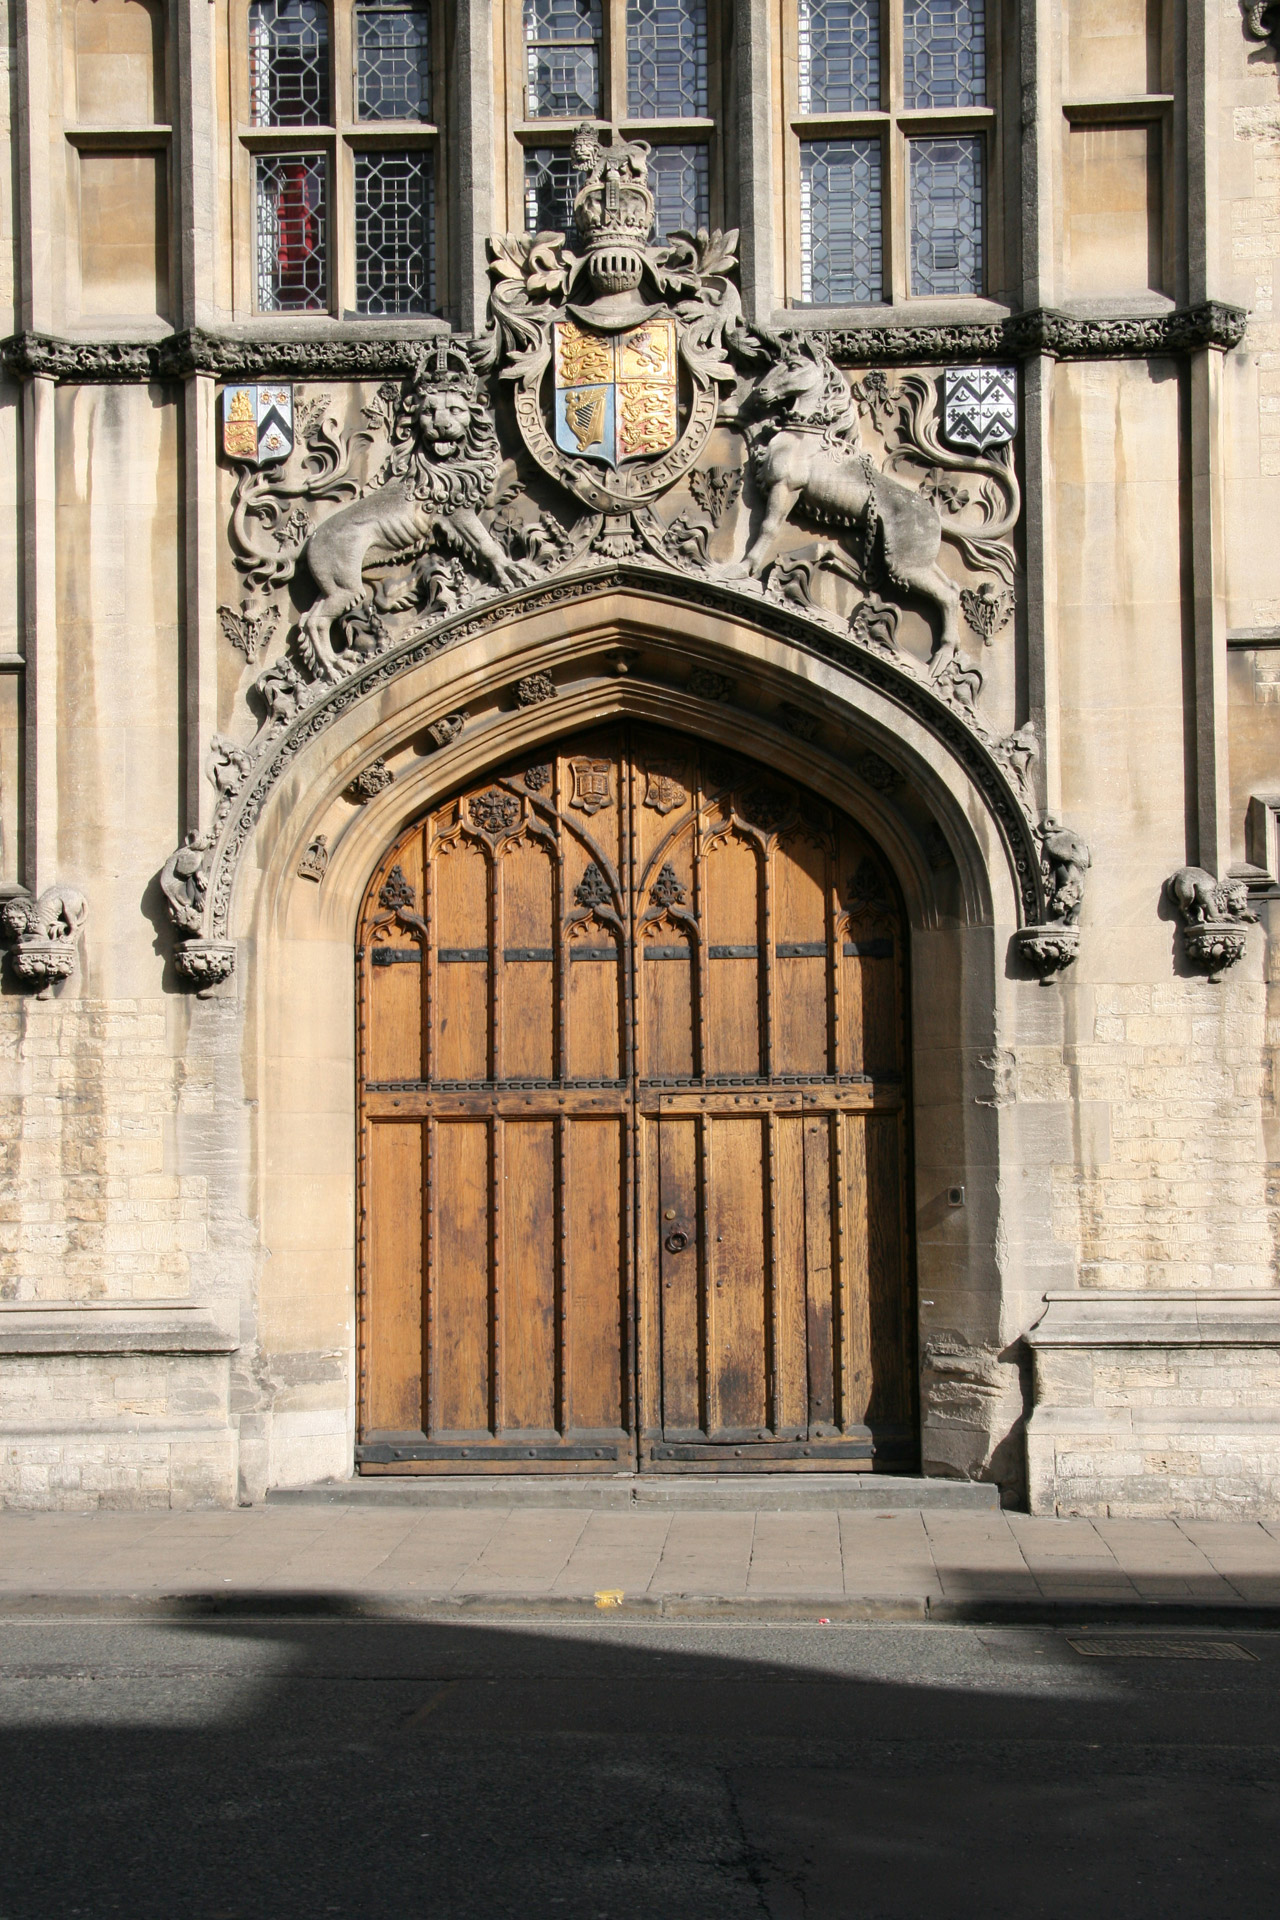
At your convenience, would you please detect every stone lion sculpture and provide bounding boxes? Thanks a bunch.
[1166,866,1258,927]
[297,342,532,681]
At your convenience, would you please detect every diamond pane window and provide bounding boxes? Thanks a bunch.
[800,138,882,304]
[355,150,434,312]
[525,0,602,117]
[909,135,982,294]
[249,0,330,127]
[525,147,576,233]
[648,144,709,237]
[356,2,430,121]
[903,0,985,109]
[798,0,879,114]
[627,0,707,117]
[255,153,327,309]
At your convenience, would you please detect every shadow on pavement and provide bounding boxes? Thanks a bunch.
[0,1598,1277,1920]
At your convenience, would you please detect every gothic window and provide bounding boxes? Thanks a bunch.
[238,0,442,316]
[786,0,994,306]
[511,0,720,239]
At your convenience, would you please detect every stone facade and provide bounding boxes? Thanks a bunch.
[0,0,1278,1515]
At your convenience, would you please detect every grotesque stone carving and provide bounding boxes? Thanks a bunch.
[1013,814,1092,976]
[1166,866,1258,979]
[160,832,213,935]
[1244,1,1280,56]
[989,721,1039,817]
[960,581,1015,645]
[779,703,819,742]
[207,735,254,807]
[1,886,87,993]
[1039,817,1091,925]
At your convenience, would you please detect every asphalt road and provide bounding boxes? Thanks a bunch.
[0,1613,1276,1919]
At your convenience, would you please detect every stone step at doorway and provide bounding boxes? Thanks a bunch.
[266,1473,1000,1513]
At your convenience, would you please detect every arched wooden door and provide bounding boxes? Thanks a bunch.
[357,725,916,1474]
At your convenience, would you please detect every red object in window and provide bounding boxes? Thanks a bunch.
[275,161,321,297]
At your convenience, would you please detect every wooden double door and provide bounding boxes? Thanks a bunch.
[357,724,916,1473]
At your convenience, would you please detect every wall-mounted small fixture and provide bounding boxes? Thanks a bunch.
[947,1186,965,1208]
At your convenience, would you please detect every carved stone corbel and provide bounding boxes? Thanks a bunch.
[1165,866,1259,980]
[174,941,237,994]
[0,886,87,994]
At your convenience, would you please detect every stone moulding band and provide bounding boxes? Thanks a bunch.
[0,303,1249,385]
[200,560,1048,942]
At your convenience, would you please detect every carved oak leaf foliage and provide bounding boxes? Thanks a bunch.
[574,863,612,910]
[960,581,1015,645]
[218,602,277,663]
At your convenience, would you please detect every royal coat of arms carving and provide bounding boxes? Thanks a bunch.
[485,123,738,513]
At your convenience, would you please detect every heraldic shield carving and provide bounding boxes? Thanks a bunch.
[487,123,736,512]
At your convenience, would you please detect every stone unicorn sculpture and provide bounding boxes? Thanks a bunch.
[730,334,1019,672]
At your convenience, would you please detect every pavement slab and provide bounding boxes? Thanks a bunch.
[3,1505,1280,1619]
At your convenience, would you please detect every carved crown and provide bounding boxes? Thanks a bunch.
[570,123,656,294]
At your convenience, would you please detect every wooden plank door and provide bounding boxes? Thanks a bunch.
[358,724,916,1475]
[357,735,634,1471]
[631,732,916,1471]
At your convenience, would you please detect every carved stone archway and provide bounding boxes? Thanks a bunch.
[217,582,1038,1496]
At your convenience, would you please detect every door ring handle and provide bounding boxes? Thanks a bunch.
[664,1229,690,1254]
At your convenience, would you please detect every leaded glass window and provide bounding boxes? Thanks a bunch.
[648,143,709,236]
[525,0,602,118]
[798,0,879,115]
[354,150,434,311]
[909,135,981,293]
[356,1,430,121]
[525,148,576,234]
[789,0,990,305]
[800,139,882,303]
[249,0,331,127]
[626,0,707,117]
[902,0,984,109]
[255,153,328,309]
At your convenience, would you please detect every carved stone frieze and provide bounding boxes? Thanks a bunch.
[0,887,87,994]
[0,305,1248,388]
[1165,866,1259,979]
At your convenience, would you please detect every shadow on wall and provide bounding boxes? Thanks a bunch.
[0,1603,1275,1919]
